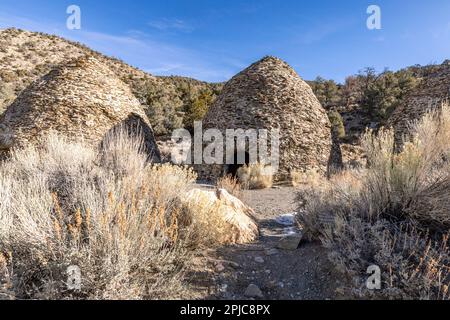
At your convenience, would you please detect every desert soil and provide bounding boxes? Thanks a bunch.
[187,186,341,300]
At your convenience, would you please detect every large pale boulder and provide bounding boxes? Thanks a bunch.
[182,188,259,244]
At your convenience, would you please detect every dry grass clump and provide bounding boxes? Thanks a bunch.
[216,175,242,199]
[297,170,364,240]
[181,190,238,246]
[298,104,450,300]
[0,130,224,300]
[237,163,273,189]
[291,169,325,188]
[181,189,258,245]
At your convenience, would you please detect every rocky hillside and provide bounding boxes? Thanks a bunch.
[388,60,450,146]
[0,28,222,136]
[307,60,449,168]
[1,28,448,147]
[309,61,450,138]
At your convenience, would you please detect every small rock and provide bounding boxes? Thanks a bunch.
[215,263,225,272]
[283,226,298,235]
[254,256,265,263]
[264,248,279,256]
[266,280,277,289]
[276,233,303,250]
[244,284,264,298]
[275,213,298,226]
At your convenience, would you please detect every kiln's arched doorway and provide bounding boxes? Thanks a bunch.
[226,150,250,177]
[101,114,161,163]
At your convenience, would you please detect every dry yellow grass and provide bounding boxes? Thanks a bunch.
[237,163,273,189]
[181,188,258,246]
[291,169,325,188]
[0,129,230,300]
[298,103,450,300]
[216,175,242,199]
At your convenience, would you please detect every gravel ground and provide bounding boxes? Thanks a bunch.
[187,187,341,300]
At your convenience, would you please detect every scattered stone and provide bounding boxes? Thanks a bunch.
[244,284,264,298]
[254,256,265,263]
[276,233,303,250]
[275,213,298,226]
[264,248,280,256]
[215,263,225,272]
[219,284,228,293]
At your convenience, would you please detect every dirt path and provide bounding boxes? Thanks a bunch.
[188,187,340,300]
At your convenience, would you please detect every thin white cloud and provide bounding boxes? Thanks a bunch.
[293,19,357,45]
[0,13,237,82]
[67,29,234,80]
[145,64,184,74]
[147,18,194,33]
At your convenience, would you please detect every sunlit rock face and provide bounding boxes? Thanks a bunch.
[388,61,450,148]
[0,55,160,161]
[199,56,332,181]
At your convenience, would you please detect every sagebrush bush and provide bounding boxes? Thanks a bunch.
[291,169,325,188]
[298,104,450,300]
[181,188,258,245]
[0,130,221,300]
[216,175,242,199]
[181,190,235,246]
[328,110,346,139]
[237,163,273,189]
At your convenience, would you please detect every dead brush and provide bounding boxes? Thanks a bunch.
[216,175,242,199]
[299,103,450,300]
[237,163,273,189]
[291,169,326,188]
[0,129,208,300]
[180,191,231,247]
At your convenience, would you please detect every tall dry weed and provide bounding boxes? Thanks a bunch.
[299,104,450,299]
[237,163,273,189]
[0,129,213,300]
[216,175,242,199]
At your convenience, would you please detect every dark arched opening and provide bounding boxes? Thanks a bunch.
[101,114,161,163]
[226,150,250,177]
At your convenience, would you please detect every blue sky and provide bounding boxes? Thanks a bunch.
[1,0,449,82]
